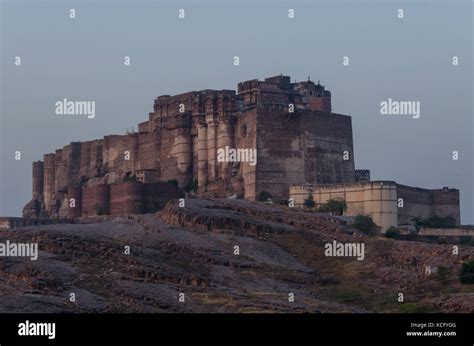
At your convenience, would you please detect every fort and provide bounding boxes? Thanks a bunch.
[22,74,461,231]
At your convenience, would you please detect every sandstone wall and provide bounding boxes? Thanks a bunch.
[397,184,460,225]
[159,114,192,187]
[138,120,150,133]
[26,75,461,224]
[79,139,104,178]
[43,153,56,213]
[197,122,208,188]
[307,95,331,113]
[216,114,235,182]
[54,149,66,194]
[82,184,110,217]
[137,132,157,171]
[103,134,138,175]
[32,161,44,198]
[28,76,350,217]
[109,181,178,215]
[235,109,258,200]
[290,181,398,231]
[255,109,355,202]
[143,182,180,212]
[290,182,461,230]
[432,189,461,223]
[301,110,355,184]
[66,185,82,218]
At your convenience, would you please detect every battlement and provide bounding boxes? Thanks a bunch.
[153,89,238,116]
[355,169,371,182]
[238,75,331,112]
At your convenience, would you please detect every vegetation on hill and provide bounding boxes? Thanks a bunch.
[352,214,378,236]
[257,191,272,202]
[317,198,347,215]
[384,226,401,239]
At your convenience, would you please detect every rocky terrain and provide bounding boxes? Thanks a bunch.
[1,198,473,313]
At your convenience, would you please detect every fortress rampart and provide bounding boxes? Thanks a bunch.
[397,184,460,225]
[22,74,460,224]
[290,182,461,230]
[290,181,398,231]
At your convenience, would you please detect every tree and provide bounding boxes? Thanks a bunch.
[353,214,378,236]
[317,198,347,215]
[257,191,272,202]
[384,226,401,239]
[304,194,316,209]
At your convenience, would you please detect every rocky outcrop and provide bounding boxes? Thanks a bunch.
[3,198,474,313]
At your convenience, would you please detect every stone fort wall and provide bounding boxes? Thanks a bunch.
[23,74,459,222]
[290,181,398,231]
[289,182,460,231]
[397,184,460,225]
[255,109,355,202]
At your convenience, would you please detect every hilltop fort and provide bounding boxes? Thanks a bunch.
[22,75,460,231]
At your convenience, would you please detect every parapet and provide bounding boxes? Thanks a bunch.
[355,169,371,182]
[152,89,238,117]
[238,75,332,112]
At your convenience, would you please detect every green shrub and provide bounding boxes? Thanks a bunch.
[257,191,272,202]
[317,198,347,215]
[353,214,378,236]
[303,194,316,209]
[459,261,474,284]
[385,226,401,239]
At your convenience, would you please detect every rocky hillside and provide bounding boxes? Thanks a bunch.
[1,198,473,313]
